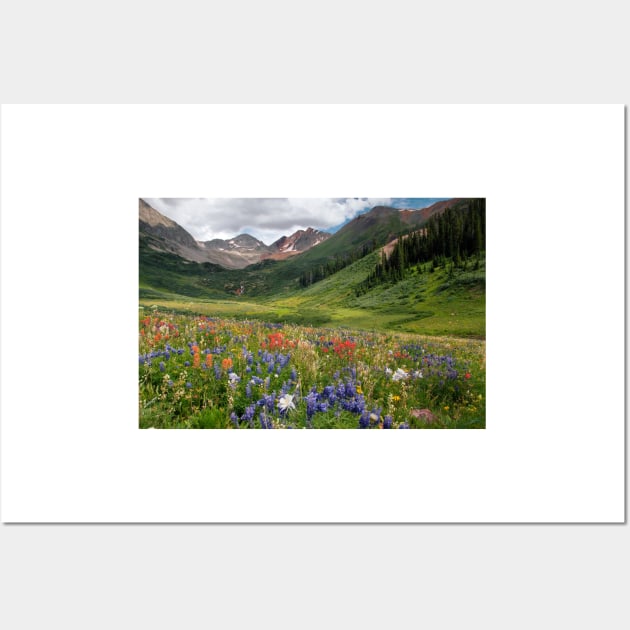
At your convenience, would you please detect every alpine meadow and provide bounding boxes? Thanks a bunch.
[139,198,486,429]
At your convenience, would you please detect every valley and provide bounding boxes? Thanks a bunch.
[139,197,485,428]
[139,198,485,338]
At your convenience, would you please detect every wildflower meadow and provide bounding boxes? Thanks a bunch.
[139,309,485,429]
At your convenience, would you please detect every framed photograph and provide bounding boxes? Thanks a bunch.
[138,196,486,431]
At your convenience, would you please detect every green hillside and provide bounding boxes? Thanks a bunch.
[269,249,485,337]
[140,205,413,298]
[139,200,485,337]
[139,237,237,298]
[140,246,485,338]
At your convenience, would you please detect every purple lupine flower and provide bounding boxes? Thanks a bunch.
[241,405,255,428]
[305,390,318,420]
[256,393,275,412]
[383,415,393,429]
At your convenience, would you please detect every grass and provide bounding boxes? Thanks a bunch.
[140,253,485,338]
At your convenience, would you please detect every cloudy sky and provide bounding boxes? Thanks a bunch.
[141,198,451,244]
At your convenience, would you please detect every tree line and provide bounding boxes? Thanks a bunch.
[298,241,376,288]
[358,198,486,292]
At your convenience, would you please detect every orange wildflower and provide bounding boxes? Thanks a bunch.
[222,357,233,371]
[206,354,213,367]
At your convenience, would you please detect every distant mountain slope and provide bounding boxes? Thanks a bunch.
[201,234,273,269]
[399,198,462,226]
[263,228,331,261]
[139,199,328,269]
[139,199,210,263]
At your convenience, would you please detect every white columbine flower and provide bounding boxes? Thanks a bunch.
[278,394,296,413]
[392,368,409,382]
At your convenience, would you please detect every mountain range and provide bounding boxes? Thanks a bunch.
[139,197,465,297]
[140,199,331,269]
[140,198,462,270]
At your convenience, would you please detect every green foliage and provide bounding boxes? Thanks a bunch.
[299,241,376,287]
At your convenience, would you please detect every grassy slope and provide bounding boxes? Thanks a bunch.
[139,238,234,298]
[140,246,486,338]
[270,251,485,337]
